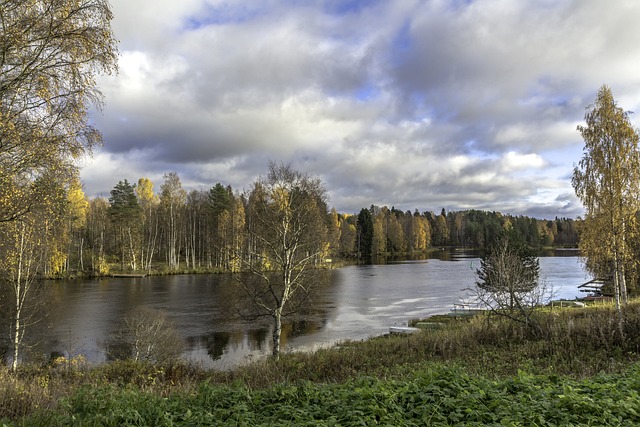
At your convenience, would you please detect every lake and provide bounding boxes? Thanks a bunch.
[22,250,590,369]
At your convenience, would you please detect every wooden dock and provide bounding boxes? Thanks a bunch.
[577,278,606,296]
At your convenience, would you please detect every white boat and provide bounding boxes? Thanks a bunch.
[389,326,420,334]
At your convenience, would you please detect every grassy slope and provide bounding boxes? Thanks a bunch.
[4,300,640,425]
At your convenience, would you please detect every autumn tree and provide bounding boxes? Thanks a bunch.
[136,177,159,272]
[572,85,640,315]
[0,0,118,223]
[160,172,187,271]
[387,212,405,253]
[327,208,342,259]
[372,210,387,255]
[66,177,89,272]
[237,162,329,358]
[409,212,431,252]
[0,176,66,370]
[0,216,48,370]
[433,209,449,246]
[184,190,204,269]
[339,216,357,257]
[219,194,246,272]
[85,197,109,275]
[0,0,117,366]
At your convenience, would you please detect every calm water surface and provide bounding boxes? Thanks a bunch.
[27,251,590,369]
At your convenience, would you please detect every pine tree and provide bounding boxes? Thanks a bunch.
[108,180,141,270]
[357,208,374,259]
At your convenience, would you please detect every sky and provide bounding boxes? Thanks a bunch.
[81,0,640,220]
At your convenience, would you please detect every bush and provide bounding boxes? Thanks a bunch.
[105,306,184,364]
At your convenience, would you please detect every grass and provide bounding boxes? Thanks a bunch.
[3,299,640,424]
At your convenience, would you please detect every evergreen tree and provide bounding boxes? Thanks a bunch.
[109,180,140,222]
[108,180,141,270]
[475,234,543,332]
[356,208,374,259]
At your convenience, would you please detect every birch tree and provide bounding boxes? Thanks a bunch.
[218,194,245,272]
[160,172,186,271]
[66,177,89,272]
[572,85,640,317]
[0,0,118,223]
[0,1,116,365]
[209,183,231,269]
[136,177,159,273]
[237,162,329,358]
[0,218,42,370]
[85,197,109,275]
[0,180,63,370]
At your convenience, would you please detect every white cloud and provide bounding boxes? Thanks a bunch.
[84,0,640,219]
[501,152,546,172]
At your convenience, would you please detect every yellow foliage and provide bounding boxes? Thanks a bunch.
[271,186,291,214]
[136,177,157,206]
[320,242,331,261]
[67,178,88,228]
[261,250,273,271]
[96,258,110,275]
[49,249,67,275]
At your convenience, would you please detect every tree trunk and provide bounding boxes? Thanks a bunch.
[612,250,625,338]
[12,286,21,372]
[12,225,26,372]
[272,309,282,359]
[79,236,84,271]
[620,264,628,304]
[127,227,136,270]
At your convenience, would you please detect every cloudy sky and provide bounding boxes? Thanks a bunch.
[82,0,640,219]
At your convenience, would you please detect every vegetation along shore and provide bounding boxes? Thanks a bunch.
[1,299,640,425]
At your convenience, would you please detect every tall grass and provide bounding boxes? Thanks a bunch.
[219,300,640,386]
[3,300,640,423]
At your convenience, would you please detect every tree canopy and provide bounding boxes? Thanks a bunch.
[0,0,118,223]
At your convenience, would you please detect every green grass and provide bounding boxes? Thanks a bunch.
[19,365,640,426]
[4,300,640,425]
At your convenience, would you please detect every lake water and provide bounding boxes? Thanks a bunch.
[23,250,590,369]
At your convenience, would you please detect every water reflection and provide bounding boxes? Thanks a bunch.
[13,250,590,369]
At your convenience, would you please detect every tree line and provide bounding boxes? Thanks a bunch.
[354,207,577,259]
[39,173,579,277]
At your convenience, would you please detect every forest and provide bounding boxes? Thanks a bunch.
[48,171,580,277]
